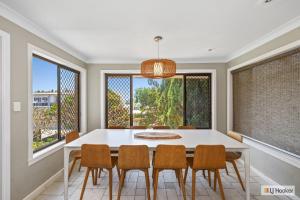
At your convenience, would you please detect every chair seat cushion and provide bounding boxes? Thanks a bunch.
[226,152,242,161]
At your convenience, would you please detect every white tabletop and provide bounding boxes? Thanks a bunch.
[65,129,249,151]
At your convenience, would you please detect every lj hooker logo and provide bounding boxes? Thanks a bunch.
[261,185,295,196]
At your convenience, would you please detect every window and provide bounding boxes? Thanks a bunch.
[32,54,80,152]
[232,48,300,156]
[105,74,211,129]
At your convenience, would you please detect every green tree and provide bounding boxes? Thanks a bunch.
[134,87,160,126]
[134,77,183,128]
[107,89,130,127]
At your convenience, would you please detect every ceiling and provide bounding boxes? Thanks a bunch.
[1,0,300,63]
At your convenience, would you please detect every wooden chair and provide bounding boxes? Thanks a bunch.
[153,145,187,200]
[184,145,226,200]
[117,145,151,200]
[130,125,147,129]
[225,131,245,191]
[108,125,126,129]
[178,125,194,129]
[79,144,118,200]
[152,125,170,129]
[65,131,81,178]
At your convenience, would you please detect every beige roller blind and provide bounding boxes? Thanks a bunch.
[232,48,300,156]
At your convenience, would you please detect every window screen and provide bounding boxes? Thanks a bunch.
[232,48,300,156]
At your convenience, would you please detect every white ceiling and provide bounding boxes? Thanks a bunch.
[1,0,300,63]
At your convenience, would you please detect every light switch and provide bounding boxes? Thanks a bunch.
[13,102,21,112]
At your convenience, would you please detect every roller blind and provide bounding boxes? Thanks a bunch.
[232,48,300,156]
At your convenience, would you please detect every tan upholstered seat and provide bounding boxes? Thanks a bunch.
[152,125,170,129]
[225,131,245,191]
[153,145,187,200]
[184,145,226,200]
[108,125,126,129]
[65,131,81,178]
[178,125,194,129]
[79,144,118,200]
[130,125,147,129]
[117,145,151,200]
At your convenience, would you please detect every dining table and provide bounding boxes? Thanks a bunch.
[64,129,250,200]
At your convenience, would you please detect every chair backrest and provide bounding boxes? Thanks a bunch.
[81,144,112,168]
[178,125,194,129]
[228,131,243,143]
[130,126,147,129]
[108,125,126,129]
[154,145,186,169]
[118,145,150,169]
[65,131,79,144]
[153,125,170,129]
[193,145,226,170]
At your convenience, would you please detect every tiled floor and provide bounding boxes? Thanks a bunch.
[36,162,299,200]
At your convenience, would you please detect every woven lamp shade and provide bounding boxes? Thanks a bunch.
[141,59,176,78]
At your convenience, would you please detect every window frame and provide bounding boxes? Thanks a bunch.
[100,69,216,130]
[28,44,87,166]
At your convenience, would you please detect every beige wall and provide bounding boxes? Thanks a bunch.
[227,27,300,196]
[0,16,86,200]
[228,27,300,67]
[87,63,227,133]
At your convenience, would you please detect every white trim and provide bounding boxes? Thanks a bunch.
[22,169,63,200]
[0,2,87,62]
[27,44,87,166]
[0,29,11,200]
[227,40,300,168]
[226,16,300,62]
[87,57,227,64]
[100,69,217,130]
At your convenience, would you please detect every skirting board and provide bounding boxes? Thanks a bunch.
[237,160,300,199]
[23,169,63,200]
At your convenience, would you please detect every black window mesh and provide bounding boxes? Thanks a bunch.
[106,75,131,128]
[185,75,211,128]
[60,67,80,136]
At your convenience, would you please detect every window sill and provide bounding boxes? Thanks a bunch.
[28,132,86,166]
[28,140,65,166]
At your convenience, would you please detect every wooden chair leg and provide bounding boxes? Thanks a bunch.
[202,170,206,178]
[208,170,211,187]
[216,169,225,200]
[175,169,181,188]
[179,169,186,200]
[94,168,98,185]
[116,166,121,179]
[108,169,113,200]
[192,170,196,200]
[78,162,81,172]
[213,170,217,191]
[80,168,90,200]
[98,168,102,178]
[144,169,151,200]
[68,158,77,178]
[184,167,189,184]
[117,170,126,200]
[91,168,95,185]
[153,169,159,200]
[231,160,245,191]
[225,164,229,175]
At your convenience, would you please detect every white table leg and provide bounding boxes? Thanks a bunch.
[244,149,250,200]
[64,148,70,200]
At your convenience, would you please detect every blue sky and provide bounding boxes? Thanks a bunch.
[32,57,57,92]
